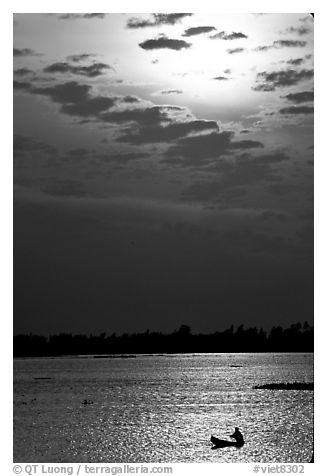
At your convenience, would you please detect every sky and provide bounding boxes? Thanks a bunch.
[13,13,314,336]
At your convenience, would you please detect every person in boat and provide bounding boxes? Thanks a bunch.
[211,427,244,448]
[230,427,244,444]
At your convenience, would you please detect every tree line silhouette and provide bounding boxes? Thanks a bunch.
[13,322,313,357]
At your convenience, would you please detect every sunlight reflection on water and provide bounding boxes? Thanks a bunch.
[14,353,313,463]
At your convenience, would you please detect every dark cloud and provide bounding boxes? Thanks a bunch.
[14,68,33,76]
[273,40,307,48]
[61,96,117,117]
[44,61,112,77]
[229,140,264,150]
[66,54,96,62]
[279,105,314,115]
[100,152,149,163]
[286,58,305,66]
[14,135,58,158]
[127,13,192,28]
[32,81,91,104]
[213,76,229,81]
[63,148,92,161]
[160,89,183,95]
[283,91,314,103]
[27,81,196,129]
[163,131,264,167]
[284,25,311,36]
[139,36,192,51]
[210,31,248,40]
[117,119,219,145]
[30,81,118,118]
[122,95,141,103]
[42,179,87,198]
[13,48,39,57]
[182,26,216,37]
[254,45,275,52]
[253,69,314,91]
[227,48,245,54]
[260,211,289,222]
[13,80,32,90]
[255,40,306,52]
[267,183,297,195]
[58,13,106,20]
[100,105,188,126]
[180,152,289,202]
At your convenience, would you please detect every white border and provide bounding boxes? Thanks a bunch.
[4,2,325,473]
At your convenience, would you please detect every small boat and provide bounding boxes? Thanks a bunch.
[211,427,244,449]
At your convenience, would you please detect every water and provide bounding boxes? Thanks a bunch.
[13,353,313,463]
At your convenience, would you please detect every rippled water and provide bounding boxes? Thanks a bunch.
[13,353,313,463]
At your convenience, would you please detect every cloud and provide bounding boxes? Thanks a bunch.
[58,13,106,20]
[159,89,183,95]
[229,140,264,150]
[254,45,275,52]
[260,211,289,222]
[61,97,117,117]
[122,95,141,103]
[267,183,297,195]
[63,148,92,161]
[180,152,289,202]
[255,40,307,52]
[14,68,33,76]
[210,31,248,40]
[213,76,229,81]
[99,152,149,163]
[42,179,87,198]
[43,61,113,77]
[117,119,219,145]
[21,79,200,135]
[127,13,192,28]
[66,54,97,62]
[13,48,39,57]
[227,48,246,54]
[283,91,314,103]
[30,81,118,118]
[253,69,314,91]
[279,105,314,115]
[32,81,91,104]
[182,26,216,37]
[273,40,307,48]
[286,58,305,66]
[163,131,264,167]
[139,35,192,51]
[14,135,58,158]
[100,105,189,126]
[13,80,32,90]
[284,25,311,36]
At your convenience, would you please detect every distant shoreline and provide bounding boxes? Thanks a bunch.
[13,351,314,359]
[13,322,314,357]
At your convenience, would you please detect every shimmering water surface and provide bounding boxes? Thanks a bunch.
[13,353,313,463]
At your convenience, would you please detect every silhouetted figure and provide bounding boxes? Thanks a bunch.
[211,427,244,449]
